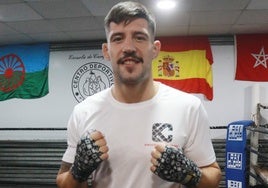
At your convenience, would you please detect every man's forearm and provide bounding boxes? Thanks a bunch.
[56,171,88,188]
[196,162,222,188]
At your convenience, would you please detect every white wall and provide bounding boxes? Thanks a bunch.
[1,45,268,140]
[202,45,268,138]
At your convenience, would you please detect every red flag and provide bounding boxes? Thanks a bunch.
[153,36,213,100]
[235,34,268,81]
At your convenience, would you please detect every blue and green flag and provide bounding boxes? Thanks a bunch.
[0,43,49,101]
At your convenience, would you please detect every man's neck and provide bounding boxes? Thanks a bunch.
[111,81,159,103]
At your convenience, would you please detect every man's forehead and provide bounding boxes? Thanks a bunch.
[109,18,149,30]
[107,19,151,37]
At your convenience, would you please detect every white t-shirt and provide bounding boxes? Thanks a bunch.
[62,83,216,188]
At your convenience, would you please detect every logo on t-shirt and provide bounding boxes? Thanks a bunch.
[152,123,173,142]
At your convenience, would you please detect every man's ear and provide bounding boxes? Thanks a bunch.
[102,43,110,61]
[153,40,161,59]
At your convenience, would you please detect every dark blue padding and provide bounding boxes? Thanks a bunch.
[225,120,254,188]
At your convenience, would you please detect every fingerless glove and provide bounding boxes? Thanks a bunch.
[71,132,103,182]
[154,146,201,187]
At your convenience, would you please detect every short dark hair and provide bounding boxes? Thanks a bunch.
[104,1,156,39]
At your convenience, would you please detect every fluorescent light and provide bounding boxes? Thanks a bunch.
[157,0,176,10]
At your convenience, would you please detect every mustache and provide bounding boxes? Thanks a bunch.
[118,51,143,64]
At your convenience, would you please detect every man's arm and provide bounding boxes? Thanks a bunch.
[56,131,109,188]
[197,162,222,188]
[56,161,88,188]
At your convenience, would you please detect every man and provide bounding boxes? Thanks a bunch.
[56,1,222,188]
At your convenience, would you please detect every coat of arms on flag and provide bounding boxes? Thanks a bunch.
[153,36,213,100]
[235,34,268,81]
[156,54,179,77]
[0,43,49,101]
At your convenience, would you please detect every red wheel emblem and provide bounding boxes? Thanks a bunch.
[0,54,25,92]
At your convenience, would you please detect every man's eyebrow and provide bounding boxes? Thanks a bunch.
[133,31,149,37]
[109,31,150,41]
[109,32,124,39]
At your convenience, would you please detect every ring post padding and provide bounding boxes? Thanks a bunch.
[225,120,254,188]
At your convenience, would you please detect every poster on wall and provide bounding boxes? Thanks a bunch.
[70,53,114,102]
[54,49,114,103]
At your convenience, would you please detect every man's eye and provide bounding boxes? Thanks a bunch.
[135,35,147,42]
[112,36,123,42]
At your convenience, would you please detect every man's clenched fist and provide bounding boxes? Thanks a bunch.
[151,143,201,187]
[71,130,109,182]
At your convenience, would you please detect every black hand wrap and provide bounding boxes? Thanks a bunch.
[154,146,201,187]
[71,132,103,182]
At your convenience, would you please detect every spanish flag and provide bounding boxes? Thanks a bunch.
[153,36,213,100]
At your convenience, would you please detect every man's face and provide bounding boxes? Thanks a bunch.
[102,18,160,85]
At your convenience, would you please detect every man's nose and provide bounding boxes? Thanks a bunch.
[122,38,136,53]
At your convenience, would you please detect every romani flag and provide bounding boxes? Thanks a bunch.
[235,34,268,81]
[0,43,49,101]
[153,36,213,100]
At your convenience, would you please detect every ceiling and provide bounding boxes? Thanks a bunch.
[0,0,268,47]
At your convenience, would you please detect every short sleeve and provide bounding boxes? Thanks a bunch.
[183,102,216,167]
[62,108,80,163]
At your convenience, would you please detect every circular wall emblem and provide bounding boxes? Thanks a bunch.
[72,62,114,102]
[0,54,25,92]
